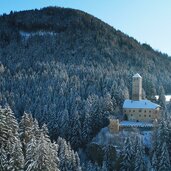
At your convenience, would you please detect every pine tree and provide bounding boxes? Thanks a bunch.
[32,119,41,140]
[75,152,82,171]
[82,112,92,144]
[51,142,60,171]
[25,132,59,171]
[68,109,81,149]
[120,137,133,170]
[4,106,19,138]
[103,92,114,114]
[19,112,34,157]
[25,135,37,171]
[6,138,24,171]
[158,142,171,171]
[0,106,24,171]
[156,120,169,162]
[151,152,157,171]
[59,109,69,138]
[134,138,146,171]
[101,161,108,171]
[0,107,8,146]
[0,145,8,171]
[158,86,166,110]
[103,145,116,171]
[58,137,81,171]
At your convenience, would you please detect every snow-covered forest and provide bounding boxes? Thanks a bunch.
[1,105,171,170]
[0,7,171,149]
[1,7,171,171]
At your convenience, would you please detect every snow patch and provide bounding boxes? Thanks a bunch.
[20,31,57,40]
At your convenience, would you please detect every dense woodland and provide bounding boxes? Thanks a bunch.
[0,7,171,170]
[1,103,171,170]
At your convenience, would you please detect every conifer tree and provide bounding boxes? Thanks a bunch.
[6,138,24,171]
[151,152,157,171]
[158,86,166,110]
[82,112,92,144]
[0,107,8,146]
[25,132,59,171]
[101,161,108,171]
[25,135,37,171]
[0,145,8,171]
[19,112,34,157]
[134,138,146,171]
[0,106,24,171]
[58,137,81,171]
[120,137,133,170]
[158,142,171,171]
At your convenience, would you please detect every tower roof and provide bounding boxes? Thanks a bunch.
[133,73,142,78]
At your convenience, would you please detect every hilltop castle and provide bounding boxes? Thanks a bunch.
[123,73,160,122]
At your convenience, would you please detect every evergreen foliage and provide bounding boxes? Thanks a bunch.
[0,106,81,171]
[1,7,171,171]
[0,7,171,150]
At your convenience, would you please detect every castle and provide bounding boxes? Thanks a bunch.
[108,73,161,133]
[123,73,160,122]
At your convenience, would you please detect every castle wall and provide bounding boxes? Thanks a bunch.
[108,119,119,133]
[123,108,160,122]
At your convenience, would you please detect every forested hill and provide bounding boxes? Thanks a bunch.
[1,7,171,92]
[0,7,171,148]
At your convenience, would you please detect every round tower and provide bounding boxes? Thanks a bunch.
[132,73,142,100]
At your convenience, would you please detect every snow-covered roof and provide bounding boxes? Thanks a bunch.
[133,73,142,78]
[155,95,171,102]
[120,121,153,128]
[123,99,160,109]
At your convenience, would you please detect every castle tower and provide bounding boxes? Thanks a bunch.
[132,73,142,100]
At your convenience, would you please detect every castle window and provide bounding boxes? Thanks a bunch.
[139,110,141,112]
[149,111,151,113]
[144,115,146,117]
[139,114,141,117]
[131,114,133,116]
[133,110,135,112]
[129,110,131,112]
[144,110,146,113]
[149,115,151,117]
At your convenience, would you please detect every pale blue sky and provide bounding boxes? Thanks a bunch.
[1,0,171,56]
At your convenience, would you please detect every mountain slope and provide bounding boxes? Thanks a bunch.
[1,7,171,90]
[0,7,171,148]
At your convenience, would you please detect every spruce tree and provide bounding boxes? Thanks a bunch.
[120,137,133,170]
[151,152,157,171]
[134,138,146,171]
[158,142,171,171]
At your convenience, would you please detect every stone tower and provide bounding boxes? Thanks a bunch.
[132,73,142,100]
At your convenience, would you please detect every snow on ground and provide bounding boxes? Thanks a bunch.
[142,131,152,147]
[20,31,57,40]
[92,126,153,148]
